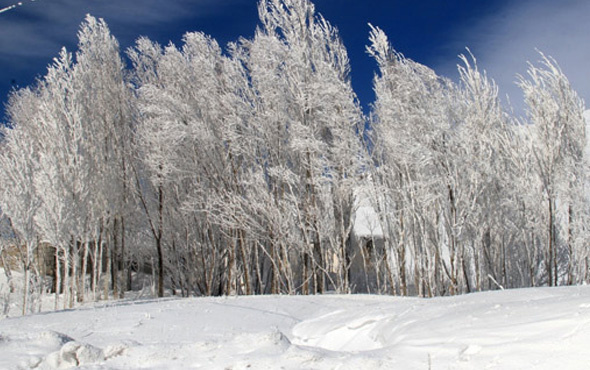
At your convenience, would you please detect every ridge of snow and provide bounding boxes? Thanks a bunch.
[1,286,590,368]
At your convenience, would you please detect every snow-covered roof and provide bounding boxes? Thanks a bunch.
[352,183,384,239]
[353,205,383,239]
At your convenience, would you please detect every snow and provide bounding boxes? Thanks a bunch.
[1,286,590,369]
[353,185,383,239]
[353,205,383,239]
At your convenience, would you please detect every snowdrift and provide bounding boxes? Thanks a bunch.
[1,286,590,369]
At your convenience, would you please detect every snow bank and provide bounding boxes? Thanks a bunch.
[1,286,590,368]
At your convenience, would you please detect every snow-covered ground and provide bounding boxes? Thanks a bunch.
[1,285,590,369]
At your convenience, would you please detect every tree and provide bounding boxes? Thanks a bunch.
[0,88,43,314]
[0,15,137,309]
[367,25,453,295]
[249,0,365,293]
[73,14,135,300]
[518,52,587,286]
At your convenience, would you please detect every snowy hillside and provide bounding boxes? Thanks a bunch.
[1,286,590,369]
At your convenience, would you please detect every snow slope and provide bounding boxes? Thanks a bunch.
[1,286,590,369]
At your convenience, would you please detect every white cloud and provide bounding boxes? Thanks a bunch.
[435,0,590,114]
[0,0,240,63]
[0,0,252,99]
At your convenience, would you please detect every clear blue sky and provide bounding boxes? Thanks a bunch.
[1,0,589,115]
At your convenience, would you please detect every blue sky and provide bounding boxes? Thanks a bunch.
[1,0,589,115]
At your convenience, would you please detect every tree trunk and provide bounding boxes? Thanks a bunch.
[567,204,574,285]
[226,238,236,295]
[302,251,310,295]
[79,241,89,302]
[103,242,111,301]
[547,198,555,287]
[270,237,279,295]
[238,230,251,295]
[157,185,164,298]
[22,246,30,315]
[69,240,77,309]
[54,248,61,310]
[112,218,119,299]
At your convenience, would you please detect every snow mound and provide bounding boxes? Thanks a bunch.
[0,330,75,369]
[0,330,108,369]
[231,329,291,352]
[292,309,392,351]
[43,340,104,368]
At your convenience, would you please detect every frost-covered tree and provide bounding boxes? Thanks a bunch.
[73,15,135,300]
[367,25,454,295]
[0,15,136,309]
[2,0,590,312]
[518,53,587,286]
[0,89,43,314]
[452,52,520,291]
[249,0,365,294]
[368,27,521,296]
[129,29,259,296]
